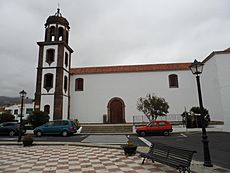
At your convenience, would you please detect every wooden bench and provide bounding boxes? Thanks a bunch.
[140,142,196,173]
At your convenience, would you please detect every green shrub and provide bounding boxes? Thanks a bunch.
[27,110,49,128]
[181,106,210,128]
[0,112,15,123]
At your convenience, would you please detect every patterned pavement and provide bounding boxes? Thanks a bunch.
[0,145,178,173]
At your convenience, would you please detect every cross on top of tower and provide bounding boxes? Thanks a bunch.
[45,6,70,29]
[55,7,62,17]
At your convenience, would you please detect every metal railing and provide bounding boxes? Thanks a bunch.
[133,114,183,125]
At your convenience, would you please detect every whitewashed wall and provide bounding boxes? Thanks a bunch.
[202,57,224,121]
[40,95,54,120]
[202,53,230,131]
[62,96,69,120]
[215,53,230,131]
[70,70,200,123]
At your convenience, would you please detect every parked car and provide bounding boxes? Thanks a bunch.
[33,120,78,137]
[0,122,26,136]
[136,120,173,136]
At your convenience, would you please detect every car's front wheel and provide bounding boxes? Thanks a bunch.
[9,130,15,136]
[36,131,42,137]
[61,130,68,137]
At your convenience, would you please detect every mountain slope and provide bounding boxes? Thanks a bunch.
[0,96,32,107]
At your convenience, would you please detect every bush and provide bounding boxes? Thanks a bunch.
[27,110,49,128]
[0,112,15,123]
[22,134,33,147]
[181,107,210,128]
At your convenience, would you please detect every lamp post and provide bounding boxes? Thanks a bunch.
[189,60,213,167]
[18,90,27,142]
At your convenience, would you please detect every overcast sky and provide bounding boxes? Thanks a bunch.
[0,0,230,98]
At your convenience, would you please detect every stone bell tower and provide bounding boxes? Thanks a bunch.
[34,8,73,120]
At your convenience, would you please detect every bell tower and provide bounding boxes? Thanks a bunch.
[34,8,73,120]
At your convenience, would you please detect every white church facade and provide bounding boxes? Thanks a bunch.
[34,9,230,131]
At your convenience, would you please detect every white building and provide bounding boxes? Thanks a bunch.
[34,9,230,131]
[4,103,34,121]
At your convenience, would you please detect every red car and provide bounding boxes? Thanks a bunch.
[136,120,173,136]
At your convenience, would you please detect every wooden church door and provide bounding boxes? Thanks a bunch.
[108,97,125,124]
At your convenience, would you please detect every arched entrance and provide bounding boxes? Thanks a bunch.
[107,97,125,124]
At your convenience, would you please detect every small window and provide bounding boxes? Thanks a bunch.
[169,74,179,88]
[54,120,68,126]
[75,78,84,91]
[44,105,50,114]
[65,52,68,67]
[60,121,68,125]
[149,122,157,127]
[44,73,53,92]
[53,121,61,126]
[158,122,166,126]
[50,26,55,34]
[26,108,33,114]
[46,121,54,126]
[58,27,64,41]
[4,123,15,127]
[64,76,68,92]
[50,26,55,41]
[14,109,18,115]
[46,49,55,65]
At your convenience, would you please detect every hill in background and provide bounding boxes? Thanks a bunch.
[0,96,33,107]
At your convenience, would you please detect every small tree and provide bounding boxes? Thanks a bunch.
[27,110,49,128]
[137,94,169,121]
[0,112,15,123]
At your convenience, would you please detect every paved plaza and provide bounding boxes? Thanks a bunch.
[0,144,229,173]
[0,145,178,173]
[81,135,128,145]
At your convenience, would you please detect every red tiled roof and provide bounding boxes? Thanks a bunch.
[70,63,191,75]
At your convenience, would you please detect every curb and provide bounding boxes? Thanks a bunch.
[0,141,123,150]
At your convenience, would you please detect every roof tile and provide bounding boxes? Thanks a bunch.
[70,63,191,75]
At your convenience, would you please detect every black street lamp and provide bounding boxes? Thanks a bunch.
[18,90,27,142]
[189,60,213,167]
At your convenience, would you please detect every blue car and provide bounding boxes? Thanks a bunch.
[0,122,26,136]
[34,120,77,137]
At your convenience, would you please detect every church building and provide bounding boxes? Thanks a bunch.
[34,9,230,131]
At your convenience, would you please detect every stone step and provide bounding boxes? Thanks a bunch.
[81,124,133,133]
